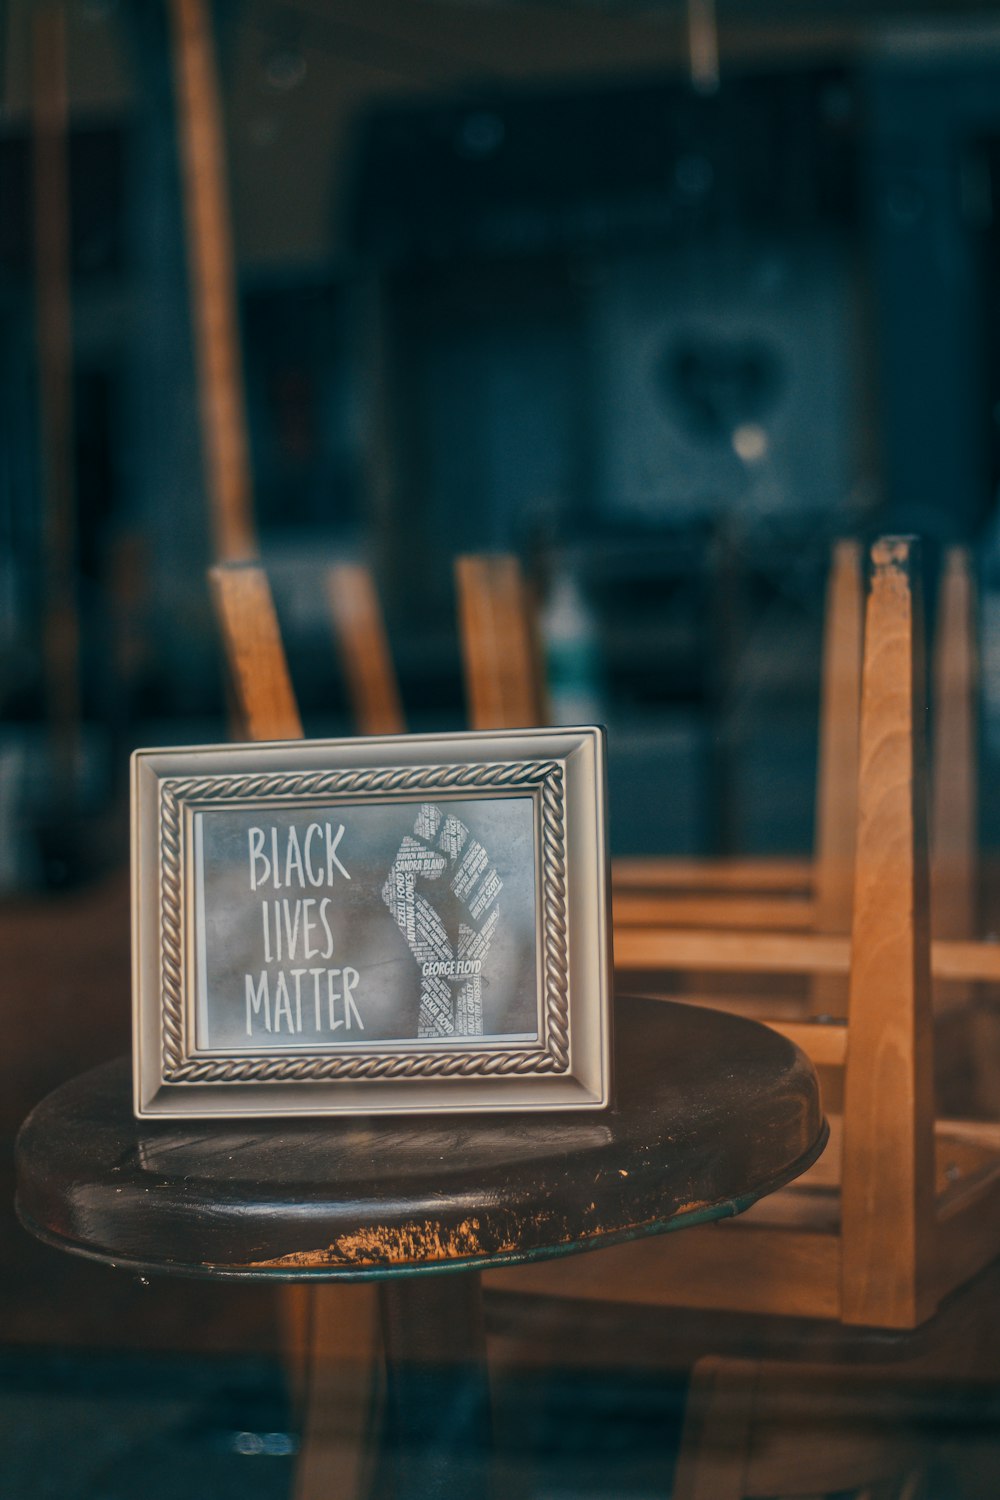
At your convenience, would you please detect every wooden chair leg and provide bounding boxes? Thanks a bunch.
[841,537,936,1330]
[672,1357,756,1500]
[675,1355,931,1500]
[456,554,541,731]
[326,562,406,736]
[810,539,863,1016]
[931,546,978,955]
[168,0,256,561]
[293,1283,384,1500]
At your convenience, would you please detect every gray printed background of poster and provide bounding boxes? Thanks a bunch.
[194,795,538,1050]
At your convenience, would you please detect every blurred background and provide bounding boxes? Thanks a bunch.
[6,1,1000,1495]
[8,0,1000,880]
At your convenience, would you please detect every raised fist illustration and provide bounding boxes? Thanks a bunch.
[381,803,502,1038]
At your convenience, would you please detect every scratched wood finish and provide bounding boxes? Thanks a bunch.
[840,536,936,1328]
[456,554,542,730]
[326,563,405,736]
[168,0,256,561]
[208,564,303,741]
[14,999,824,1278]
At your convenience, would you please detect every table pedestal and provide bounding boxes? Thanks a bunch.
[15,998,827,1500]
[376,1272,493,1500]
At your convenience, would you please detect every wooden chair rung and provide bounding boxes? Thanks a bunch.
[326,562,405,737]
[456,553,543,731]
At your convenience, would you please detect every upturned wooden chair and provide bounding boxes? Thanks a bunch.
[329,546,976,958]
[486,537,1000,1333]
[470,547,987,1498]
[455,546,980,1007]
[453,544,861,935]
[622,537,864,939]
[613,549,986,1107]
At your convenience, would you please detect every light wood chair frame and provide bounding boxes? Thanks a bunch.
[485,538,1000,1332]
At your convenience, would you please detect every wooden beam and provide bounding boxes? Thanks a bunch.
[169,0,256,561]
[614,892,816,930]
[611,856,813,894]
[614,927,850,975]
[614,926,1000,985]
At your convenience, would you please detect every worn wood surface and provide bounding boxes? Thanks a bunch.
[326,563,405,736]
[169,0,256,561]
[15,998,824,1280]
[208,563,303,741]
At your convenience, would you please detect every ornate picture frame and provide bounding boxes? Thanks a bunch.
[132,727,611,1116]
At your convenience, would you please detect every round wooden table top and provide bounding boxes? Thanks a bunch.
[15,997,825,1282]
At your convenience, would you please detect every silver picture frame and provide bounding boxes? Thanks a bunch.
[132,726,612,1117]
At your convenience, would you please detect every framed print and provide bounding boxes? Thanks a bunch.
[131,726,612,1117]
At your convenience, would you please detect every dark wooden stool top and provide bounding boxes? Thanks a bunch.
[16,997,825,1282]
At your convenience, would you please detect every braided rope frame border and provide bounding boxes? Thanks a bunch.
[158,760,569,1084]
